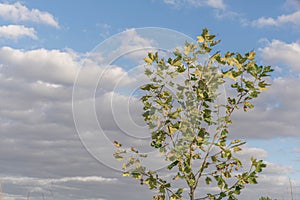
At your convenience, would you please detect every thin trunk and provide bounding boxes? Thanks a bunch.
[189,187,195,200]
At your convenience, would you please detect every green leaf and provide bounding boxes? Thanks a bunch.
[145,68,153,76]
[188,178,196,187]
[220,192,226,198]
[140,84,151,91]
[217,178,224,189]
[167,160,179,170]
[205,177,212,185]
[114,154,123,161]
[176,188,183,195]
[211,156,217,163]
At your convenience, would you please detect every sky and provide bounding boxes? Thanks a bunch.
[0,0,300,199]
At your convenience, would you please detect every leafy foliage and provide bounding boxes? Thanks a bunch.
[114,28,273,200]
[259,197,273,200]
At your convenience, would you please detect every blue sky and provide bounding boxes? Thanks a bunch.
[0,0,300,200]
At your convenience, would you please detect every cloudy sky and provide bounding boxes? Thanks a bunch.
[0,0,300,199]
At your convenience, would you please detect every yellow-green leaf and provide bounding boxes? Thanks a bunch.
[114,155,123,161]
[122,163,127,170]
[247,51,256,60]
[233,146,242,152]
[167,125,177,135]
[123,172,130,177]
[258,86,268,91]
[223,71,237,81]
[114,141,122,148]
[197,35,204,43]
[144,57,153,64]
[184,46,190,55]
[173,60,182,67]
[195,69,202,77]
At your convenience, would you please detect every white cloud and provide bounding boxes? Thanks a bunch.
[214,9,240,20]
[0,47,131,88]
[97,23,111,38]
[226,147,299,199]
[229,76,300,138]
[252,10,300,27]
[55,176,117,183]
[259,40,300,72]
[207,0,226,10]
[260,175,294,186]
[0,28,299,200]
[225,39,300,140]
[0,176,117,185]
[163,0,226,10]
[0,176,117,200]
[112,28,155,62]
[0,46,78,84]
[0,25,37,40]
[0,2,59,28]
[237,147,268,159]
[284,0,300,9]
[240,174,300,199]
[264,162,294,175]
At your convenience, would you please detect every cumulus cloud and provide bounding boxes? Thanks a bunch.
[0,28,299,199]
[0,47,132,87]
[0,176,120,200]
[0,47,78,84]
[237,147,268,159]
[163,0,226,10]
[0,25,37,40]
[105,28,156,63]
[284,0,300,9]
[232,148,299,199]
[263,162,294,175]
[0,29,155,191]
[252,10,300,27]
[229,76,300,139]
[1,176,117,185]
[226,39,300,139]
[206,0,226,9]
[259,40,300,72]
[0,2,59,28]
[239,175,300,199]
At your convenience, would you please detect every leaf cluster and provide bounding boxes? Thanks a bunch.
[114,28,273,200]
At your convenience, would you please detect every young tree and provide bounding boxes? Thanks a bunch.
[259,197,273,200]
[114,29,273,200]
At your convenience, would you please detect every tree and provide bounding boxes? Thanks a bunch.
[259,197,273,200]
[114,28,273,200]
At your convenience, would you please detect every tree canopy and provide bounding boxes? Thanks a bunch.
[114,28,273,200]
